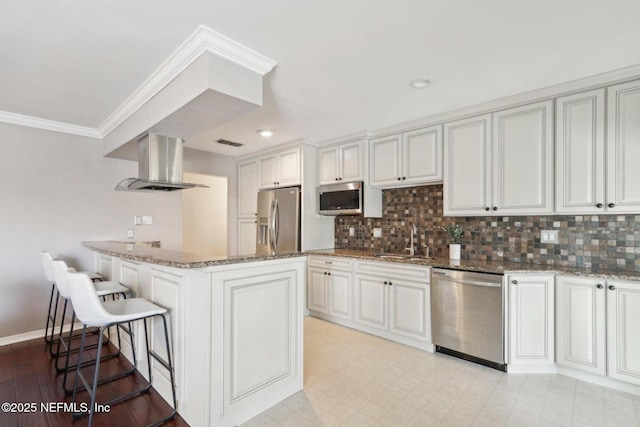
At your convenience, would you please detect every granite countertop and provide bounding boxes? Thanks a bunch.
[82,241,305,269]
[307,248,640,281]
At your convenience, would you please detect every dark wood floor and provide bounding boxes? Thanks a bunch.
[0,332,189,427]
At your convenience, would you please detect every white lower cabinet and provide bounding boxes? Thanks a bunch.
[556,276,640,387]
[507,274,555,370]
[308,257,432,350]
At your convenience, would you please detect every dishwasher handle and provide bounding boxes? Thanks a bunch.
[432,273,502,288]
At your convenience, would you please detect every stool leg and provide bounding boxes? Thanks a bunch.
[87,326,105,427]
[44,283,57,344]
[71,325,88,417]
[51,298,68,357]
[160,313,178,417]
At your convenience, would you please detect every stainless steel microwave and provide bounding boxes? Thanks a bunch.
[318,181,363,215]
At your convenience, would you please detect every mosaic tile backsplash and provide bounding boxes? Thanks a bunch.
[334,185,640,272]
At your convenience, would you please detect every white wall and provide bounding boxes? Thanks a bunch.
[182,173,227,256]
[0,122,186,338]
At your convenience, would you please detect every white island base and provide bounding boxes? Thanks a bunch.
[90,248,305,427]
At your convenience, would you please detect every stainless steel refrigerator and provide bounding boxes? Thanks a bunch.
[256,186,301,255]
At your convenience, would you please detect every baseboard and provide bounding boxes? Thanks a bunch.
[557,366,640,397]
[0,322,84,347]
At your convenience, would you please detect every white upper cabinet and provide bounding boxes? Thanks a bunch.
[607,80,640,213]
[318,139,363,185]
[238,160,258,218]
[258,147,301,189]
[556,89,606,214]
[369,125,442,188]
[444,100,553,216]
[443,114,492,216]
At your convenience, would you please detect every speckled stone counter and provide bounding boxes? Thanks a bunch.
[307,248,640,281]
[82,241,305,269]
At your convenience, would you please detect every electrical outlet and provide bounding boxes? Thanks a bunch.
[142,215,153,225]
[349,226,355,237]
[541,230,559,244]
[126,229,134,239]
[373,228,382,238]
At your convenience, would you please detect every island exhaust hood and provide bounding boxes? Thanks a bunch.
[115,133,207,192]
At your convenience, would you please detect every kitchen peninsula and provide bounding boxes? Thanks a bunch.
[83,241,306,427]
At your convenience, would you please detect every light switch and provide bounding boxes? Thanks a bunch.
[142,215,153,225]
[134,216,142,225]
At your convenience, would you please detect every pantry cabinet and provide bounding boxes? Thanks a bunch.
[444,100,553,216]
[318,139,363,185]
[369,125,442,188]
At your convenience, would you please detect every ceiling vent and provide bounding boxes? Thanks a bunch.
[216,139,244,147]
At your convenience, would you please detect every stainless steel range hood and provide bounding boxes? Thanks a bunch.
[115,133,207,192]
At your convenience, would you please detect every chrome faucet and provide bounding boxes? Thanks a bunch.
[405,222,417,256]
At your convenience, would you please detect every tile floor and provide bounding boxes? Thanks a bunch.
[242,317,640,427]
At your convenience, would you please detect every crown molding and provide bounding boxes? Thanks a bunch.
[0,110,101,138]
[97,25,277,138]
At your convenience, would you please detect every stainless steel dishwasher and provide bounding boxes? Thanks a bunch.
[431,268,506,371]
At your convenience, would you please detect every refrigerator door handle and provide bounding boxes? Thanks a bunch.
[274,199,280,246]
[269,199,277,253]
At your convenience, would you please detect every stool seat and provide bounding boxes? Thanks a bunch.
[94,281,129,297]
[96,299,167,326]
[80,271,103,281]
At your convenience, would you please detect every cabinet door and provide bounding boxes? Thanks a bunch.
[277,148,301,186]
[556,90,605,214]
[307,268,328,313]
[318,147,339,185]
[606,279,640,386]
[556,276,606,376]
[237,219,257,256]
[258,155,277,189]
[355,275,388,331]
[339,141,363,183]
[607,80,640,213]
[402,125,442,185]
[508,275,554,366]
[369,135,402,186]
[328,271,352,320]
[443,114,492,216]
[389,280,430,342]
[238,160,258,218]
[493,100,553,215]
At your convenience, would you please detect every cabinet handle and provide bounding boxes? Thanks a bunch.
[492,207,498,211]
[596,203,603,208]
[384,281,388,285]
[608,285,616,291]
[512,280,518,284]
[325,261,333,264]
[485,207,490,211]
[608,203,615,208]
[596,284,604,289]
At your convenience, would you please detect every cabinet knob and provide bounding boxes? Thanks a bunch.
[254,220,257,224]
[402,177,406,180]
[335,178,338,181]
[492,207,498,211]
[485,207,490,211]
[327,272,331,276]
[389,281,393,286]
[397,177,401,181]
[323,272,327,275]
[384,281,388,285]
[608,203,615,208]
[254,213,257,216]
[512,280,518,284]
[608,285,616,291]
[596,284,604,289]
[596,203,603,208]
[339,177,343,181]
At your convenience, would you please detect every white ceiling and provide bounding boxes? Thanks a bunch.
[3,0,640,157]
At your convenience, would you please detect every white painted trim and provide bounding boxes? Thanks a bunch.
[98,25,277,138]
[558,366,640,397]
[0,322,84,346]
[0,110,101,139]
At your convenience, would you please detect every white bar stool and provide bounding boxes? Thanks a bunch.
[39,251,103,347]
[51,260,131,393]
[67,270,177,427]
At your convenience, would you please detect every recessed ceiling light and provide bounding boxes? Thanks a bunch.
[256,129,274,138]
[409,79,431,89]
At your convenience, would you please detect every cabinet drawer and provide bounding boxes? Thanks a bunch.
[308,256,353,271]
[356,260,430,282]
